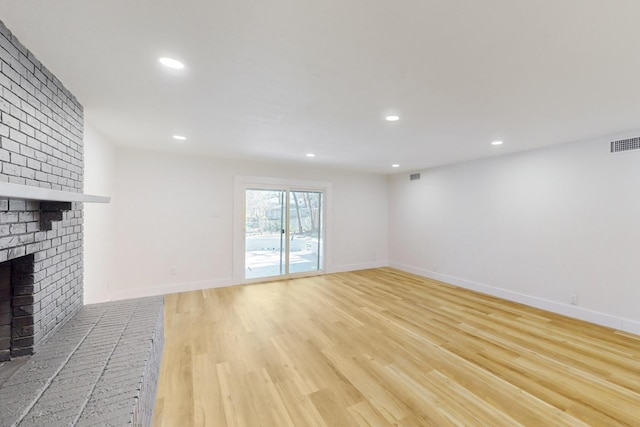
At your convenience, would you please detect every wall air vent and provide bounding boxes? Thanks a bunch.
[410,173,421,181]
[610,137,640,153]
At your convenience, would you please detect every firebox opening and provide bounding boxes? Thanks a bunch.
[0,254,35,362]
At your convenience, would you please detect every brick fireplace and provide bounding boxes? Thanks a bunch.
[0,19,84,360]
[0,18,165,426]
[0,200,82,361]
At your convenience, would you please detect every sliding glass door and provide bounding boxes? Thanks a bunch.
[288,190,323,275]
[244,189,286,279]
[245,188,324,280]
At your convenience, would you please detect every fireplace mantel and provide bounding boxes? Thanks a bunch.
[0,182,110,203]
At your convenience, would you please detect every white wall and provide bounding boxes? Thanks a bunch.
[83,123,117,304]
[110,148,388,300]
[389,137,640,334]
[83,132,640,335]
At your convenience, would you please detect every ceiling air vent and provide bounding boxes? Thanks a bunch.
[410,173,421,181]
[610,137,640,153]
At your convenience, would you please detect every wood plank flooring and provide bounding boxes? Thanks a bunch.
[153,268,640,426]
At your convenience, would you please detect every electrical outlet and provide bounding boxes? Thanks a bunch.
[169,267,177,276]
[569,293,578,305]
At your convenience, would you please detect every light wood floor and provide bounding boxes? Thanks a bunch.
[153,268,640,426]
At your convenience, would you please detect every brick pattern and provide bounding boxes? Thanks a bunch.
[79,298,165,426]
[0,297,164,427]
[0,198,83,356]
[0,18,84,357]
[0,21,83,192]
[131,301,165,426]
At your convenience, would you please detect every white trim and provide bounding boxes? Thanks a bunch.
[106,261,393,301]
[109,277,234,301]
[242,269,327,285]
[236,175,332,190]
[390,261,640,336]
[0,181,110,203]
[328,260,389,274]
[233,175,333,284]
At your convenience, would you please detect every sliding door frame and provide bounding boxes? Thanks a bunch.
[233,176,332,284]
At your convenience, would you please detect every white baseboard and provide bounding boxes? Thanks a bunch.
[107,261,391,301]
[390,262,640,336]
[109,277,235,301]
[328,260,389,274]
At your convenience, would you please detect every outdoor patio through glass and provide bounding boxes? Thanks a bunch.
[245,188,324,280]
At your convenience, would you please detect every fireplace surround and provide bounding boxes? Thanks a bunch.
[0,199,83,361]
[0,17,166,426]
[0,18,88,359]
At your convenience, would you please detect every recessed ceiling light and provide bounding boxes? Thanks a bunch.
[392,164,400,168]
[385,115,400,122]
[306,153,316,158]
[172,135,187,141]
[159,57,185,69]
[491,140,504,146]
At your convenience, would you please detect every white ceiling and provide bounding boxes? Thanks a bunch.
[2,0,640,174]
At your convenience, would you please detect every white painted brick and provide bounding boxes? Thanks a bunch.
[0,17,84,357]
[2,162,20,176]
[10,151,26,166]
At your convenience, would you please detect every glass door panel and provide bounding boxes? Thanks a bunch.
[245,189,286,280]
[288,191,324,274]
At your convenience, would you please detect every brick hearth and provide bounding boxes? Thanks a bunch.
[0,296,164,426]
